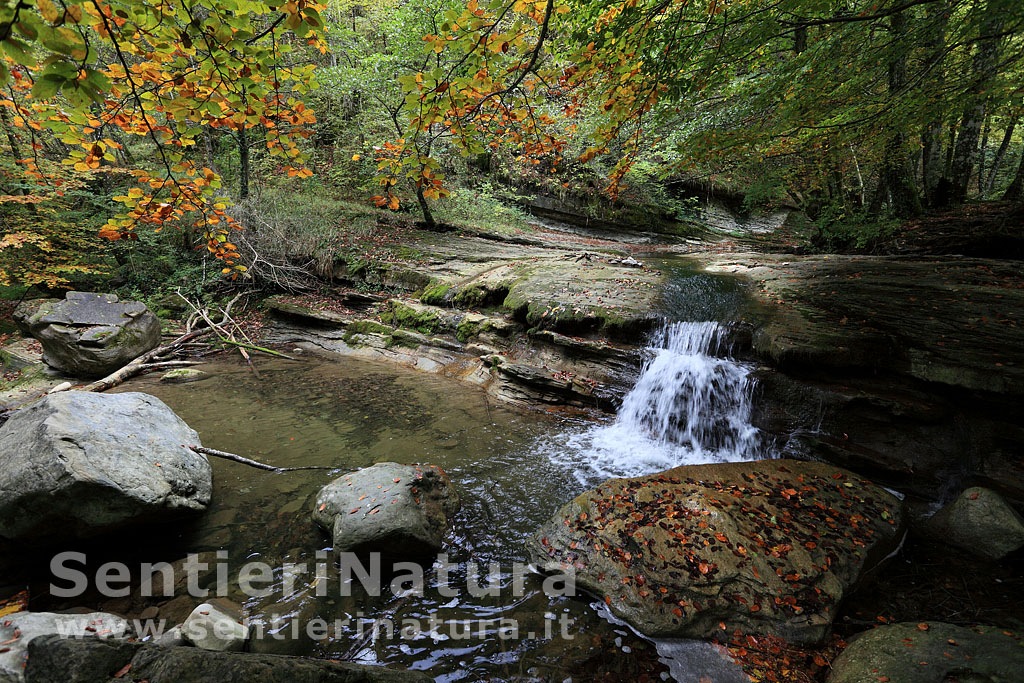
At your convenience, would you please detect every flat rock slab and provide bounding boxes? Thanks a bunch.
[24,635,432,682]
[313,462,460,555]
[526,459,903,645]
[0,391,211,542]
[828,621,1024,683]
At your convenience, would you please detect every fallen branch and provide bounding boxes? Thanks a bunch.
[50,328,213,394]
[188,445,338,472]
[219,339,297,360]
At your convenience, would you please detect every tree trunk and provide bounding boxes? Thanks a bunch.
[238,124,249,200]
[794,26,807,54]
[416,184,436,229]
[985,115,1020,193]
[878,11,922,218]
[921,1,950,206]
[978,112,990,194]
[950,4,1001,203]
[0,106,37,212]
[1004,150,1024,202]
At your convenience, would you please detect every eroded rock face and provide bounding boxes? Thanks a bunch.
[526,459,903,645]
[14,292,161,378]
[0,392,212,542]
[827,622,1024,683]
[313,463,460,555]
[925,487,1024,561]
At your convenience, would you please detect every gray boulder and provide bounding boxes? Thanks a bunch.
[25,636,432,682]
[0,392,212,542]
[181,602,249,652]
[828,621,1024,683]
[313,463,460,555]
[14,292,161,378]
[1,611,128,682]
[925,486,1024,560]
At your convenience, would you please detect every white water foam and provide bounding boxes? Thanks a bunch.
[548,321,762,483]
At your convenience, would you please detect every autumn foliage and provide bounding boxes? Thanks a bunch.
[1,0,322,285]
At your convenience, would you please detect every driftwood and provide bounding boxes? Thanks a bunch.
[188,445,338,472]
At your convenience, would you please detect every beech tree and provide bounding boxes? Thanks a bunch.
[0,0,322,285]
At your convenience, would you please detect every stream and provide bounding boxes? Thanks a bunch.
[79,259,765,680]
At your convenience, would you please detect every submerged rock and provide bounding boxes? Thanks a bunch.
[1,611,128,682]
[14,292,162,378]
[827,622,1024,683]
[24,635,432,682]
[924,486,1024,561]
[313,463,460,555]
[526,459,903,645]
[160,368,208,384]
[0,392,212,542]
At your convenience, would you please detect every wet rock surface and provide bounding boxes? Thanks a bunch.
[527,459,903,644]
[827,621,1024,683]
[923,486,1024,560]
[14,292,161,378]
[1,611,128,682]
[0,391,211,542]
[23,636,432,682]
[313,462,460,554]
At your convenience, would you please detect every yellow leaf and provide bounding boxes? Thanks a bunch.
[352,154,360,161]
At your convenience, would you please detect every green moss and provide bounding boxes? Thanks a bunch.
[342,319,394,345]
[456,318,481,342]
[346,319,394,335]
[452,284,488,309]
[389,302,445,335]
[420,281,453,306]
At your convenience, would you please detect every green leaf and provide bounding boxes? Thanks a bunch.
[32,74,65,100]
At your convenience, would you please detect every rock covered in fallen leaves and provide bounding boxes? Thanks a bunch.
[312,462,460,555]
[14,291,162,378]
[526,459,903,645]
[827,621,1024,683]
[0,392,212,543]
[924,486,1024,561]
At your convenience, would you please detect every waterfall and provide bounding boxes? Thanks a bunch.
[550,321,762,482]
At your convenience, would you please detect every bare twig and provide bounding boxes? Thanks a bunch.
[188,445,338,472]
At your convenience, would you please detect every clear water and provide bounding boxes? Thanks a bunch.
[97,356,668,680]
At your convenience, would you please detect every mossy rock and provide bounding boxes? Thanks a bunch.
[160,368,208,384]
[387,301,449,335]
[420,281,454,306]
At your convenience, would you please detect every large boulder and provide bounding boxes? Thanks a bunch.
[526,459,903,645]
[24,636,432,682]
[313,463,460,555]
[828,621,1024,683]
[0,392,212,542]
[0,611,129,682]
[924,486,1024,561]
[14,292,161,378]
